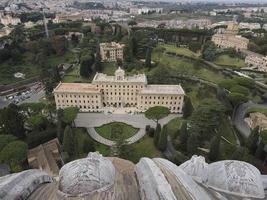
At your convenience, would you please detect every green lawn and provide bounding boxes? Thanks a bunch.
[214,54,246,69]
[95,122,139,140]
[161,44,199,58]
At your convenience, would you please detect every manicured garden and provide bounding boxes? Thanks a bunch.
[95,122,139,140]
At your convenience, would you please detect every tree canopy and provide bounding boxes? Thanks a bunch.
[0,141,28,166]
[145,106,170,124]
[189,99,225,139]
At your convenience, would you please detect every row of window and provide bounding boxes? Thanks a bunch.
[58,100,99,104]
[59,105,100,109]
[140,101,181,106]
[97,84,143,89]
[104,92,136,96]
[57,94,99,99]
[105,97,137,101]
[140,96,182,100]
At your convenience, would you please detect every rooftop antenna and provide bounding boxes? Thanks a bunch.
[41,8,49,39]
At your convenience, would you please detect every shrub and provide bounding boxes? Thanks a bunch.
[0,141,28,165]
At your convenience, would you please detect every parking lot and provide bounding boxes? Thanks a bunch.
[0,82,45,108]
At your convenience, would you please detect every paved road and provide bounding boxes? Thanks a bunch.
[75,113,179,146]
[233,101,267,138]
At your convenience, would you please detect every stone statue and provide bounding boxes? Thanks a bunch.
[0,152,266,200]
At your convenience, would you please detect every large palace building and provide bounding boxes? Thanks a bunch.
[53,68,185,113]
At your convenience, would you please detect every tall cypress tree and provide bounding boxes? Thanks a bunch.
[182,96,194,119]
[62,126,75,157]
[154,123,161,147]
[158,125,168,151]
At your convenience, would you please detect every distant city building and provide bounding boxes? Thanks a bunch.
[245,52,267,72]
[212,22,249,50]
[27,138,62,176]
[53,67,185,113]
[130,7,163,15]
[100,42,124,62]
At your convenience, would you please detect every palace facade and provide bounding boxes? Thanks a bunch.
[100,42,124,62]
[53,68,185,113]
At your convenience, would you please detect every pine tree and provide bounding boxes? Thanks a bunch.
[62,126,75,157]
[179,121,188,151]
[158,125,168,151]
[182,96,194,119]
[208,134,221,161]
[245,126,259,154]
[154,123,161,147]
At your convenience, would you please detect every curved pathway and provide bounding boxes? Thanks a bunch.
[87,128,146,146]
[75,113,179,146]
[233,101,267,138]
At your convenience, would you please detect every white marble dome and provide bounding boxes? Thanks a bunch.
[207,160,265,199]
[58,152,115,197]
